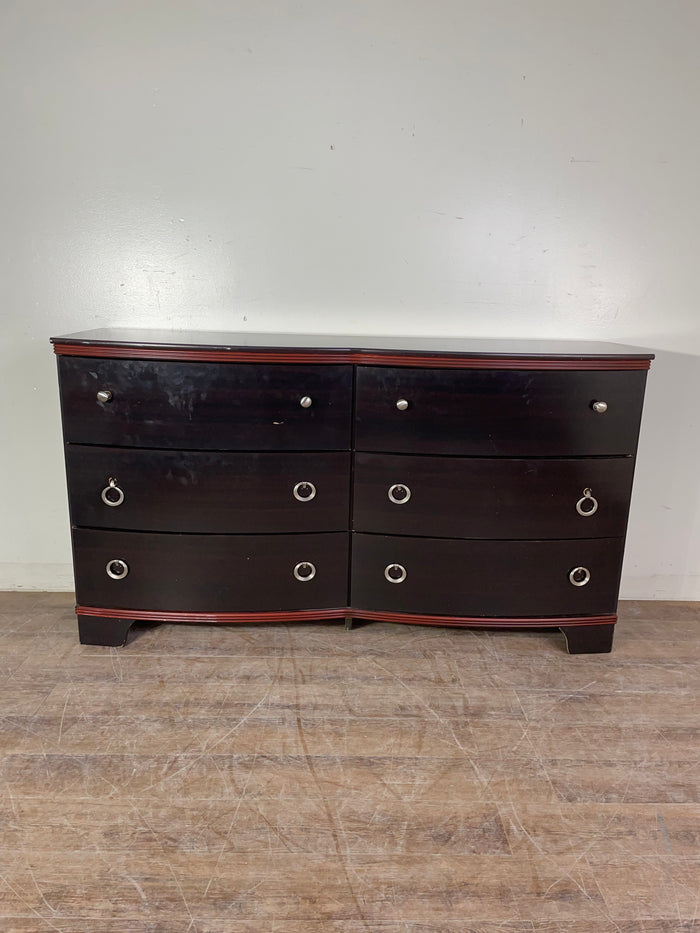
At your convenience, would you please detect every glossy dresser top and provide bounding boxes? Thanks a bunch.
[51,328,652,357]
[51,329,654,369]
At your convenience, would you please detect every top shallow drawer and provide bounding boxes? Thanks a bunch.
[57,358,353,450]
[355,367,648,456]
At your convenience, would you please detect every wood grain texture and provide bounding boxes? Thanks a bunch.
[350,534,625,617]
[0,593,697,930]
[57,356,353,450]
[72,529,350,614]
[355,366,648,457]
[353,452,636,539]
[66,447,351,534]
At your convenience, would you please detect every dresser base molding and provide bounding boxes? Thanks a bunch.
[351,610,617,654]
[349,610,616,628]
[76,606,616,653]
[76,607,348,647]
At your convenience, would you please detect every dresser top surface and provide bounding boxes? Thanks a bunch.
[51,328,654,360]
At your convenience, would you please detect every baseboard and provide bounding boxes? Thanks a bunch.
[619,574,700,601]
[0,563,74,591]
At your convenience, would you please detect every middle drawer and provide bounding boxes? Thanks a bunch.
[353,453,635,539]
[66,447,351,533]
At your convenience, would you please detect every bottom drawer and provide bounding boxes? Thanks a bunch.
[351,534,625,617]
[73,530,349,612]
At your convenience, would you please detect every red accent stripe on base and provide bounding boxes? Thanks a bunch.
[76,606,347,623]
[76,605,615,629]
[54,343,651,370]
[349,610,617,629]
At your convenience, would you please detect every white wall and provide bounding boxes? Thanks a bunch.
[1,0,698,597]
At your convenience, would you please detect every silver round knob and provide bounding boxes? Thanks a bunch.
[396,399,409,411]
[106,558,129,580]
[97,389,113,403]
[575,488,598,517]
[299,396,313,409]
[293,561,316,581]
[568,566,591,587]
[388,484,411,505]
[592,400,608,413]
[101,477,125,507]
[384,563,407,584]
[293,481,316,502]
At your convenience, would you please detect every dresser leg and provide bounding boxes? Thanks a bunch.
[344,615,354,631]
[560,623,615,655]
[77,615,134,647]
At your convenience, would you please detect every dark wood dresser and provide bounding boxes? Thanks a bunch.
[51,330,653,653]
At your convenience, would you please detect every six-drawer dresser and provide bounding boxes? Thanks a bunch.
[51,330,653,653]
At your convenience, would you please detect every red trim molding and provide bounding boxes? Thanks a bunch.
[54,342,651,370]
[55,345,351,365]
[351,354,649,371]
[349,610,617,629]
[76,605,347,624]
[76,605,615,629]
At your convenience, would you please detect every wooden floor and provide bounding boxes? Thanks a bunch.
[0,593,698,932]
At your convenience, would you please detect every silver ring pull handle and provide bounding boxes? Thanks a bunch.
[591,400,608,413]
[396,399,409,411]
[293,481,316,502]
[293,561,316,581]
[106,558,129,580]
[101,477,125,507]
[388,483,411,505]
[568,566,591,587]
[299,396,313,409]
[575,487,598,517]
[97,389,113,403]
[384,563,407,584]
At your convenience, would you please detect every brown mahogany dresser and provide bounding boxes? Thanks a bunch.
[51,330,653,653]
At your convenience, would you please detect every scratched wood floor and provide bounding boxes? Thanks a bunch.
[0,592,698,933]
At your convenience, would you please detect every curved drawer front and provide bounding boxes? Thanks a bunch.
[58,358,352,450]
[355,367,647,456]
[351,534,625,617]
[353,453,635,539]
[66,447,350,533]
[73,530,349,612]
